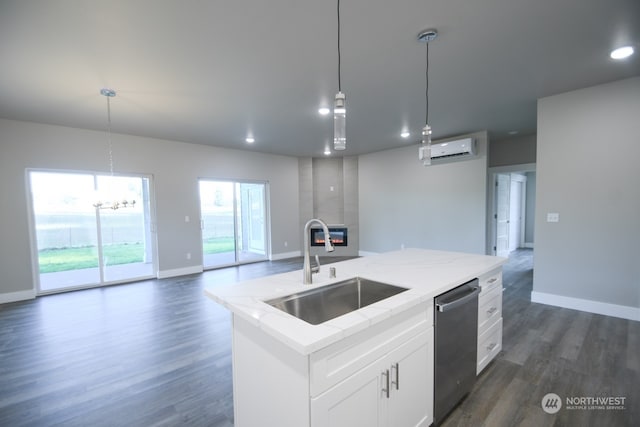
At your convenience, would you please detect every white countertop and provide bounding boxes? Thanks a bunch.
[204,248,506,355]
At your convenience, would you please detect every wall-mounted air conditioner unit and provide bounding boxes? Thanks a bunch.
[430,138,476,160]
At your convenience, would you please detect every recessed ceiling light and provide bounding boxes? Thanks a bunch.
[508,130,519,135]
[318,107,331,115]
[400,131,410,138]
[245,137,255,143]
[610,46,634,60]
[324,148,331,155]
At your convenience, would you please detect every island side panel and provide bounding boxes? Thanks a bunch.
[232,315,310,427]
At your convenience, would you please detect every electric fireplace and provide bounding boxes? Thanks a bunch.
[310,227,348,247]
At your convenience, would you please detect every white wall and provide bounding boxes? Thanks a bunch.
[0,119,300,300]
[533,77,640,320]
[358,131,488,254]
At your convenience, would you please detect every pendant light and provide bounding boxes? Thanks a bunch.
[93,88,135,210]
[333,0,346,151]
[418,29,437,166]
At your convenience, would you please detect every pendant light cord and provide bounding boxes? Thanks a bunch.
[106,95,114,176]
[425,41,429,125]
[337,0,342,92]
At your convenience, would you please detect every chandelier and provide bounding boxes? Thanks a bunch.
[93,88,136,210]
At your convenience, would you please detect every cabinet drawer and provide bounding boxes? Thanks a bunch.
[478,269,502,294]
[478,286,502,336]
[477,317,502,375]
[310,301,432,397]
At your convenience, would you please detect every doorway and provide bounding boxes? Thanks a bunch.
[488,165,536,257]
[28,170,156,293]
[199,179,269,269]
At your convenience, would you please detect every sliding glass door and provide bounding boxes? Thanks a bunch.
[29,170,155,293]
[199,180,268,269]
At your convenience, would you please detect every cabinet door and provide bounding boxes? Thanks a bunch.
[311,357,385,427]
[312,328,434,427]
[387,328,433,427]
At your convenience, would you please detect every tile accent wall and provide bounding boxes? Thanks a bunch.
[299,157,359,256]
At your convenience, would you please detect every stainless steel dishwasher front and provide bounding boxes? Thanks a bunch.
[433,278,480,425]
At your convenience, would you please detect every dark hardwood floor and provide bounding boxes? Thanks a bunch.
[442,249,639,427]
[0,251,637,426]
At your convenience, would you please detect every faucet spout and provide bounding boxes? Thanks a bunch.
[303,218,334,284]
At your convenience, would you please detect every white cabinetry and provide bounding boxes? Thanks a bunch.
[477,268,503,374]
[231,301,434,427]
[311,328,433,427]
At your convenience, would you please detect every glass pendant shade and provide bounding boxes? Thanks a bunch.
[419,124,432,166]
[333,91,346,150]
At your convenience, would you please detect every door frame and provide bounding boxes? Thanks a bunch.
[198,177,271,269]
[508,173,527,252]
[25,168,158,295]
[487,163,536,256]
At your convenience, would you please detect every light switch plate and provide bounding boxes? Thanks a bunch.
[547,213,559,222]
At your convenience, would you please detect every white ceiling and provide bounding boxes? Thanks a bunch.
[1,0,639,157]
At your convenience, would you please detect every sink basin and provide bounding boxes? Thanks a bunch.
[264,277,408,325]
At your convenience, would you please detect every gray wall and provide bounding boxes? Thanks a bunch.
[524,171,536,245]
[534,77,640,312]
[358,131,488,254]
[489,134,536,167]
[0,119,300,298]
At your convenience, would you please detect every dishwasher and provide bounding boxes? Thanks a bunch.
[433,278,480,425]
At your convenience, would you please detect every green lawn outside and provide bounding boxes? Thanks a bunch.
[203,237,235,255]
[38,238,236,273]
[38,244,144,273]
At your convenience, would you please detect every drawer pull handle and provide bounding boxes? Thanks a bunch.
[487,307,498,315]
[382,369,390,399]
[391,363,399,390]
[487,277,498,284]
[487,342,497,351]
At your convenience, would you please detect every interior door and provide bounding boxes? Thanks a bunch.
[508,179,523,252]
[495,174,510,257]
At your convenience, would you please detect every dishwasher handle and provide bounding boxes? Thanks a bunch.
[436,286,480,312]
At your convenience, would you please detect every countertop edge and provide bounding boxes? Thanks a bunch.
[205,249,507,355]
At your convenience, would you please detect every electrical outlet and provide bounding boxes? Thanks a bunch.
[547,213,559,223]
[284,241,288,247]
[186,252,191,260]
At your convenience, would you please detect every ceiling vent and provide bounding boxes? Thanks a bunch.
[430,138,476,160]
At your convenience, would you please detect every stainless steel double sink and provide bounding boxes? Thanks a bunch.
[264,277,408,325]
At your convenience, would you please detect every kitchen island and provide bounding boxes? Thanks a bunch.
[205,248,506,427]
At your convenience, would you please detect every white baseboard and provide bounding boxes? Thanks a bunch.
[523,242,534,249]
[0,289,36,304]
[358,250,379,257]
[531,291,640,321]
[157,265,203,279]
[270,251,300,260]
